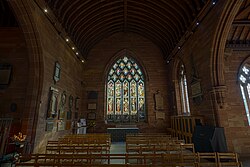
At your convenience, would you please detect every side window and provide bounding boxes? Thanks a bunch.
[239,65,250,125]
[179,64,190,115]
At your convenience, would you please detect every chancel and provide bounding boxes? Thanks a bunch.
[0,0,250,166]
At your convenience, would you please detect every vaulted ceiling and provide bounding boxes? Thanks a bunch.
[44,0,208,60]
[1,0,250,59]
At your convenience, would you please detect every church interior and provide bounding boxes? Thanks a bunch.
[0,0,250,166]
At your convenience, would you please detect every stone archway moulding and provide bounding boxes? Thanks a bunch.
[8,0,44,153]
[210,0,242,126]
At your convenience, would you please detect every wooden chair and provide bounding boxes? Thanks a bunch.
[197,152,218,167]
[180,143,195,153]
[217,152,242,167]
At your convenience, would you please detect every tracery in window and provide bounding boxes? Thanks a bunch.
[239,65,250,125]
[179,64,190,114]
[106,56,145,123]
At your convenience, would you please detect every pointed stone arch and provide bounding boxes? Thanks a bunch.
[8,0,44,153]
[211,0,242,87]
[210,0,243,126]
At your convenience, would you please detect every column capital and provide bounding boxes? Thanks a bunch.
[209,85,227,109]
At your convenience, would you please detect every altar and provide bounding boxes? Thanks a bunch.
[107,127,139,142]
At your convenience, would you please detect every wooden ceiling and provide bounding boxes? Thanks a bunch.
[227,0,250,49]
[44,0,208,59]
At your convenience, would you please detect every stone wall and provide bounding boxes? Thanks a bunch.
[224,50,250,153]
[0,28,28,135]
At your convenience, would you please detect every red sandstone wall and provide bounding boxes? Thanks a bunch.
[224,50,250,153]
[0,28,28,135]
[30,7,84,153]
[82,32,170,133]
[4,1,85,153]
[167,0,227,124]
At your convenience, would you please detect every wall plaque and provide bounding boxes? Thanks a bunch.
[155,112,165,119]
[191,81,202,97]
[53,61,61,83]
[154,91,164,110]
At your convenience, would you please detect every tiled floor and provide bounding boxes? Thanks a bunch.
[239,154,250,167]
[109,142,126,164]
[110,142,126,154]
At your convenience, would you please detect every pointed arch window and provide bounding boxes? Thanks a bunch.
[106,56,146,123]
[239,65,250,125]
[179,64,190,114]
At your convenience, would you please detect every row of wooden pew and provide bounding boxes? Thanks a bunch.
[126,133,189,154]
[16,152,242,166]
[15,133,243,166]
[46,134,111,154]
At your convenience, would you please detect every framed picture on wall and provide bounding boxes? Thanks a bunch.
[53,61,61,83]
[75,97,80,110]
[69,95,73,109]
[87,103,97,110]
[0,64,12,88]
[87,112,96,120]
[191,81,202,97]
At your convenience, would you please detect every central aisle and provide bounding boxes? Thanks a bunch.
[109,142,126,164]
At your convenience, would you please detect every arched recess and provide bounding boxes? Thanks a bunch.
[103,49,149,123]
[172,57,190,115]
[8,0,44,153]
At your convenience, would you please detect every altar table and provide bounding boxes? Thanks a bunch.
[107,128,139,142]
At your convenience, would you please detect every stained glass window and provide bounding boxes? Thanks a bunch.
[106,56,145,123]
[179,64,190,114]
[239,65,250,125]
